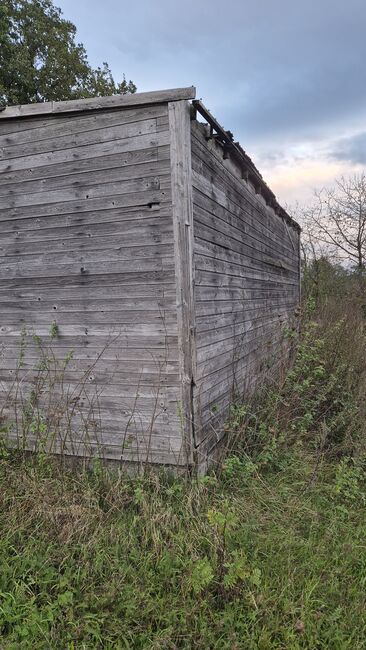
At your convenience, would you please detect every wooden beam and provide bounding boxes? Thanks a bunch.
[192,99,301,233]
[0,87,196,120]
[169,100,196,466]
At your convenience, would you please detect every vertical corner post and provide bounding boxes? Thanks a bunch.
[168,100,196,466]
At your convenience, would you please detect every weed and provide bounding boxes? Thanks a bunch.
[0,263,365,647]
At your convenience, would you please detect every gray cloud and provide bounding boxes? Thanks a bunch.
[329,132,366,165]
[56,0,366,147]
[57,0,366,172]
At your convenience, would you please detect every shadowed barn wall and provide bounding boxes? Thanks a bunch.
[190,119,300,465]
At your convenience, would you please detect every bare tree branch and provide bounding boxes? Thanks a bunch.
[300,174,366,270]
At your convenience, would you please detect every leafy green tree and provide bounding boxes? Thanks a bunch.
[0,0,136,106]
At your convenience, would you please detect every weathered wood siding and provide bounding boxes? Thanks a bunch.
[0,102,186,465]
[0,88,300,471]
[191,120,300,458]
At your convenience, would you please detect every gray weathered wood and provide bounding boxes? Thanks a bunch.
[0,104,168,146]
[169,100,196,464]
[0,145,169,186]
[0,86,300,471]
[190,115,300,453]
[0,96,184,466]
[0,87,196,119]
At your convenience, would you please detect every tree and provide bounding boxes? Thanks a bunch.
[303,174,366,272]
[0,0,136,106]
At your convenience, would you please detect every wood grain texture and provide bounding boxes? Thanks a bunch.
[0,87,196,119]
[190,119,300,455]
[0,89,300,472]
[169,100,196,466]
[0,104,168,147]
[0,102,184,466]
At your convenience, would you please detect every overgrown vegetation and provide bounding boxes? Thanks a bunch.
[1,263,366,648]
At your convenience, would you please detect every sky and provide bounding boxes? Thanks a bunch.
[57,0,366,207]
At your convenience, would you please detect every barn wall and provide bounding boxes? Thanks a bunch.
[190,120,300,460]
[0,102,186,465]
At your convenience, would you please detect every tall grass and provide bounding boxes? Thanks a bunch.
[0,261,366,648]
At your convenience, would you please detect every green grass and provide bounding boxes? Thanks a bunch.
[1,272,366,648]
[0,447,365,649]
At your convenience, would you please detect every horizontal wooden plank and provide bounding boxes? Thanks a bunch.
[196,355,288,436]
[196,315,290,364]
[0,129,170,174]
[0,308,177,325]
[0,356,179,374]
[0,241,173,266]
[192,182,296,264]
[194,348,291,449]
[197,320,288,380]
[0,104,168,148]
[0,228,173,269]
[0,270,175,293]
[192,183,294,262]
[2,393,182,422]
[195,237,299,276]
[0,174,170,211]
[195,328,289,401]
[195,246,299,282]
[0,338,179,358]
[7,406,185,438]
[195,295,295,319]
[195,285,296,303]
[5,439,188,466]
[0,282,176,302]
[195,302,296,334]
[191,121,299,237]
[2,426,183,453]
[0,187,172,223]
[0,322,178,338]
[196,269,298,290]
[196,325,288,383]
[0,294,176,313]
[0,204,172,239]
[4,428,185,458]
[0,157,171,200]
[0,223,174,258]
[193,198,298,264]
[0,379,180,401]
[0,246,175,279]
[0,144,169,186]
[0,367,180,386]
[0,347,179,366]
[0,253,176,284]
[0,117,165,162]
[194,222,299,274]
[191,135,283,227]
[0,86,196,119]
[0,220,174,259]
[191,165,298,257]
[195,310,291,350]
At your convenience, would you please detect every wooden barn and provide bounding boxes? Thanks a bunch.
[0,86,300,471]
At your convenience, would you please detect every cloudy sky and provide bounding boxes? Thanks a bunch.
[58,0,366,206]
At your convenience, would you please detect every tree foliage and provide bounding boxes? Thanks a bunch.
[0,0,136,106]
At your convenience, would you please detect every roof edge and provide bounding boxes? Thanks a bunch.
[0,86,196,120]
[192,100,301,233]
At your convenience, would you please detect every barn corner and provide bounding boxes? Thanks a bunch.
[0,86,300,473]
